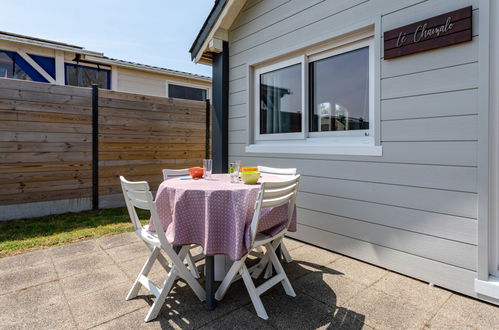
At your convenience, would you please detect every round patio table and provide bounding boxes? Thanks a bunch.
[150,173,297,311]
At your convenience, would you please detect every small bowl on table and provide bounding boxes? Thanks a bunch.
[189,167,204,179]
[241,171,261,184]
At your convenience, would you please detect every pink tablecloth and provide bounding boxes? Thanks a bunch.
[148,173,296,260]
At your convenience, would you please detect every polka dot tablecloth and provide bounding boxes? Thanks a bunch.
[148,173,297,261]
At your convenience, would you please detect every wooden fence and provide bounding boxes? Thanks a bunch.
[0,78,209,220]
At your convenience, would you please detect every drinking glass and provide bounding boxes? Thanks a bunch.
[229,162,239,183]
[203,159,212,179]
[234,160,242,182]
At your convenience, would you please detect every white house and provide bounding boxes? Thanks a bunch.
[0,31,211,100]
[190,0,499,304]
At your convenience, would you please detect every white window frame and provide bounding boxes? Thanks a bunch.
[307,39,375,141]
[246,32,381,156]
[165,80,211,101]
[254,55,306,141]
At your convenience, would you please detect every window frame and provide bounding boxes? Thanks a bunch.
[307,39,375,140]
[249,37,376,152]
[165,80,211,101]
[254,55,307,141]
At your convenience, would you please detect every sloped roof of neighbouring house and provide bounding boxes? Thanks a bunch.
[0,30,211,82]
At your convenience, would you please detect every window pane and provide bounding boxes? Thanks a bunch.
[0,51,13,78]
[0,51,33,81]
[260,63,302,134]
[168,84,207,101]
[65,64,109,89]
[310,47,369,132]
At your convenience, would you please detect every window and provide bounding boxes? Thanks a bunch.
[260,63,302,134]
[0,50,54,82]
[309,47,369,134]
[248,37,379,155]
[168,83,208,101]
[65,64,110,89]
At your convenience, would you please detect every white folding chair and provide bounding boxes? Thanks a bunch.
[162,168,204,278]
[120,176,205,322]
[215,175,300,320]
[162,168,190,180]
[255,166,297,272]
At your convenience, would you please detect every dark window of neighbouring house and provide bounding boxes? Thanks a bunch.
[259,63,302,135]
[309,47,369,132]
[0,50,55,82]
[168,84,207,101]
[65,64,110,89]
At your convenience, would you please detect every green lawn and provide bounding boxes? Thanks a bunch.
[0,208,149,258]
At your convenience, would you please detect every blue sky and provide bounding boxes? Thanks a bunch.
[1,0,214,77]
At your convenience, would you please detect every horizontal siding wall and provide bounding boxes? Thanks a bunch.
[227,0,481,297]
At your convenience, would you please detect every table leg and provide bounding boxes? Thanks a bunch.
[204,255,216,311]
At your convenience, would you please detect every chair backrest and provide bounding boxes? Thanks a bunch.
[257,166,297,176]
[162,168,190,180]
[120,176,168,246]
[249,175,300,246]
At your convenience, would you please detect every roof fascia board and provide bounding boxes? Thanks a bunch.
[0,34,103,57]
[84,55,212,82]
[193,0,247,64]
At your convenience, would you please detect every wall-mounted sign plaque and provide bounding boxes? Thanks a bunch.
[384,6,472,59]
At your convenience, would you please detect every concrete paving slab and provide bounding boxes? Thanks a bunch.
[60,264,130,298]
[289,244,342,271]
[344,286,433,330]
[97,231,140,250]
[0,262,57,295]
[429,293,499,330]
[317,307,373,330]
[246,289,335,329]
[92,307,166,329]
[53,249,114,278]
[199,307,274,330]
[67,281,149,329]
[294,270,366,308]
[282,237,306,251]
[371,272,452,312]
[0,281,77,330]
[50,240,100,260]
[327,256,389,286]
[156,280,250,329]
[0,248,51,271]
[106,241,150,263]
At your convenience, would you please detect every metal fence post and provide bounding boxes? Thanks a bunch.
[205,99,211,159]
[92,84,99,210]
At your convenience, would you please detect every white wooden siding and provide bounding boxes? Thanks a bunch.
[227,0,484,298]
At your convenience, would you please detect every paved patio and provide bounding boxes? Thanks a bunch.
[1,233,498,330]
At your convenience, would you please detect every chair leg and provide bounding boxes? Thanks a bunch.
[156,251,171,272]
[263,261,273,279]
[281,242,293,263]
[186,250,200,279]
[266,242,296,297]
[215,257,246,300]
[240,264,269,320]
[250,253,269,279]
[127,247,160,300]
[169,246,205,302]
[144,266,178,322]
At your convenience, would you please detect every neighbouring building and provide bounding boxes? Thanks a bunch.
[0,31,211,100]
[190,0,499,305]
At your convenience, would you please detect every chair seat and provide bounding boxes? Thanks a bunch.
[137,225,161,247]
[253,232,273,247]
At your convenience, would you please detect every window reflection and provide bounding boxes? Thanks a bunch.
[259,63,302,134]
[310,47,369,132]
